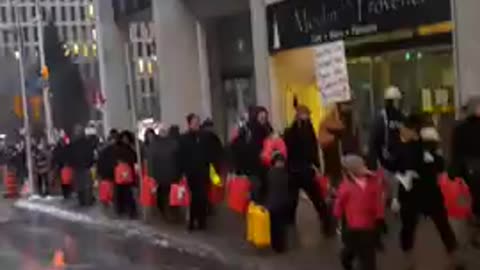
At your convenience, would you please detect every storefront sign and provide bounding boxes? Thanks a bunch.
[314,41,351,104]
[267,0,451,51]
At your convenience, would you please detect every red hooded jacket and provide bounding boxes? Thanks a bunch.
[334,174,384,230]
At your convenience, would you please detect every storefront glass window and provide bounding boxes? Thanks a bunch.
[348,46,455,152]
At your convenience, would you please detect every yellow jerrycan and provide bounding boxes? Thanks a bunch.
[246,202,256,242]
[247,202,271,248]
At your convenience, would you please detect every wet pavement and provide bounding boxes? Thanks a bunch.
[0,207,233,270]
[8,197,480,270]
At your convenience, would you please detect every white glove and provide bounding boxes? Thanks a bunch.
[396,173,413,191]
[407,170,419,179]
[391,198,401,213]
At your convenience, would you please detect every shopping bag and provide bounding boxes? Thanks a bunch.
[261,136,287,166]
[60,166,73,185]
[169,178,190,207]
[98,180,113,204]
[140,175,157,207]
[438,173,472,219]
[315,174,330,199]
[114,162,134,185]
[210,164,222,187]
[247,202,271,248]
[227,175,251,214]
[209,184,224,205]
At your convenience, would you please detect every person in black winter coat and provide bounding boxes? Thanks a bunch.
[68,125,96,206]
[393,120,458,269]
[230,106,273,203]
[201,119,224,171]
[179,114,213,231]
[146,125,180,218]
[52,139,71,199]
[265,152,290,253]
[112,131,138,218]
[97,129,119,182]
[33,139,51,197]
[368,86,406,172]
[201,119,224,216]
[451,96,480,247]
[284,105,332,235]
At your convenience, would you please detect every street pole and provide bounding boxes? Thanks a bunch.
[35,0,54,144]
[14,1,35,196]
[124,43,145,219]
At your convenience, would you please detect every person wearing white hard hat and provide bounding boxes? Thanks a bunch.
[368,86,405,169]
[366,86,406,248]
[393,119,460,270]
[368,86,407,195]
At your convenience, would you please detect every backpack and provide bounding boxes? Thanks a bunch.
[114,162,134,185]
[261,136,287,166]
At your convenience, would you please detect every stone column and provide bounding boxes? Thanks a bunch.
[94,0,132,133]
[152,0,205,128]
[451,0,480,108]
[250,0,281,129]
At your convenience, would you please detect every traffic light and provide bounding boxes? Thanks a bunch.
[14,95,23,119]
[41,66,49,81]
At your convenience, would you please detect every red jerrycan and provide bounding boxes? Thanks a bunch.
[227,176,251,214]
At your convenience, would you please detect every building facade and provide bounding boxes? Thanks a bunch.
[95,0,274,138]
[0,0,98,80]
[0,0,99,137]
[5,0,480,145]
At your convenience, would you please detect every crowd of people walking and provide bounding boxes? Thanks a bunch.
[4,86,480,270]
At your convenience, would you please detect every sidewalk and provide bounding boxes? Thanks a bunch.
[14,195,339,270]
[12,194,471,270]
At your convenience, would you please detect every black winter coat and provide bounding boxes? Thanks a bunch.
[52,143,68,169]
[284,120,320,172]
[97,143,116,180]
[67,136,95,170]
[265,167,290,210]
[368,106,405,171]
[203,130,224,170]
[451,116,480,179]
[179,131,212,184]
[112,142,137,168]
[146,137,180,187]
[230,122,272,176]
[396,140,445,213]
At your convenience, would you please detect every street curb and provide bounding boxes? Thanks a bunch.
[13,199,251,268]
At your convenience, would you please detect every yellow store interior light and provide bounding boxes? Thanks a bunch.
[91,28,97,41]
[88,4,95,18]
[73,43,80,55]
[418,21,453,36]
[138,59,145,74]
[83,44,89,57]
[147,61,153,75]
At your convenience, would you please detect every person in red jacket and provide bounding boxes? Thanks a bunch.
[334,154,384,270]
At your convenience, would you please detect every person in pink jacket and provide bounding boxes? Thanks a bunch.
[334,154,384,270]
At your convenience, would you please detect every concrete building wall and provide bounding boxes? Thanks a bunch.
[152,0,205,128]
[250,0,282,129]
[95,0,131,132]
[452,0,480,106]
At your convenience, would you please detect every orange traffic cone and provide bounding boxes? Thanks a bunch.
[3,169,18,198]
[52,249,66,268]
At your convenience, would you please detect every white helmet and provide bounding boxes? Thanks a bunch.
[384,86,402,100]
[420,127,440,142]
